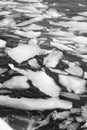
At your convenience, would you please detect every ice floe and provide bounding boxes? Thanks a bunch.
[9,65,61,97]
[0,95,72,110]
[65,64,83,77]
[0,39,7,48]
[2,76,29,89]
[6,44,48,63]
[43,50,63,68]
[59,74,86,94]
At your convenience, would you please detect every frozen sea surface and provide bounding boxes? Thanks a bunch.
[0,0,87,130]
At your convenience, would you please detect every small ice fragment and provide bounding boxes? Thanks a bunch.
[14,30,41,38]
[59,120,71,129]
[84,72,87,79]
[9,64,14,70]
[60,92,80,100]
[28,38,38,45]
[76,116,83,122]
[49,68,67,75]
[65,65,83,77]
[28,58,40,68]
[81,104,87,121]
[51,42,74,52]
[46,8,63,18]
[3,76,29,89]
[0,17,16,27]
[0,39,7,48]
[43,50,63,68]
[78,3,85,7]
[27,24,44,31]
[52,110,70,120]
[70,108,81,114]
